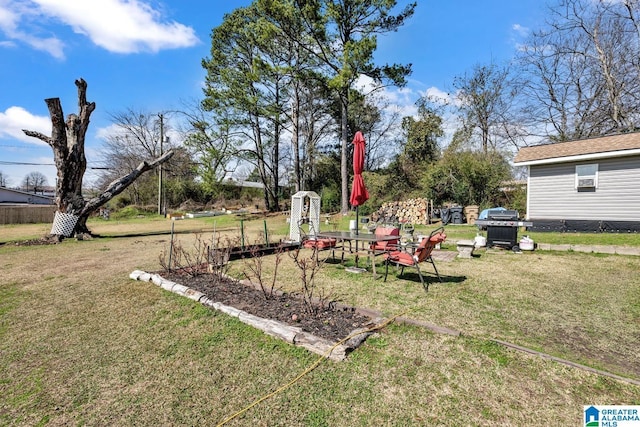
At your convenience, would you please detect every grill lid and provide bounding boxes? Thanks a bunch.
[488,209,518,220]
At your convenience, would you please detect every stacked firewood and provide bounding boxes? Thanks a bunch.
[370,198,431,225]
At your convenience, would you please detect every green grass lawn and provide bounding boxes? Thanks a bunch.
[1,216,639,426]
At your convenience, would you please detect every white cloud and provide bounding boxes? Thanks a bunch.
[511,23,531,54]
[424,86,451,104]
[0,2,19,31]
[33,0,199,53]
[21,33,64,58]
[0,0,65,58]
[354,74,420,118]
[353,74,378,94]
[512,23,529,37]
[95,123,120,141]
[0,106,51,143]
[0,0,199,58]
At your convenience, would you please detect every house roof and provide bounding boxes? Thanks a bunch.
[514,132,640,166]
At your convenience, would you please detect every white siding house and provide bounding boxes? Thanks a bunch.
[0,187,54,205]
[514,133,640,232]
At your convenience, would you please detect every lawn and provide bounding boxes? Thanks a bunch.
[1,215,639,426]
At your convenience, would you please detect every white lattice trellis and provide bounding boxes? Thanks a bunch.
[289,191,321,242]
[50,211,79,237]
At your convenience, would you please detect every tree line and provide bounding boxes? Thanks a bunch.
[0,171,49,192]
[91,0,640,215]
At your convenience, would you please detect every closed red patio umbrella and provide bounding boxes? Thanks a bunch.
[350,131,369,238]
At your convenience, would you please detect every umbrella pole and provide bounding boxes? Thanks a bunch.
[356,206,359,235]
[355,206,359,252]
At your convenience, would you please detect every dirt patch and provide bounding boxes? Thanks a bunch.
[158,270,374,343]
[5,236,62,246]
[544,327,640,378]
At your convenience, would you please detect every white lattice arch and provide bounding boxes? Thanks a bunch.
[289,191,321,242]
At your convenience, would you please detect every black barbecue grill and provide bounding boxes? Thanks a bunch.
[474,210,533,251]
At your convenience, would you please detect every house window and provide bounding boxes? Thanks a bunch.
[575,164,598,190]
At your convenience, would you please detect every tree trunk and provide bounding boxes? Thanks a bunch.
[340,91,349,215]
[292,89,301,192]
[23,78,174,238]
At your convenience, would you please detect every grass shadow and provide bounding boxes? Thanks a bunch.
[388,270,467,285]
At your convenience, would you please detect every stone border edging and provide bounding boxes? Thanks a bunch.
[129,270,381,361]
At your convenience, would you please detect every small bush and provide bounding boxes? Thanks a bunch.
[111,205,156,219]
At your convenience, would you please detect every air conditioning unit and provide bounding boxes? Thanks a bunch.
[578,177,595,188]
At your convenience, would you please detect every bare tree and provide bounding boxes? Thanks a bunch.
[453,62,518,153]
[22,78,174,239]
[178,99,242,197]
[516,0,640,140]
[97,109,181,207]
[296,84,336,190]
[350,90,404,171]
[0,171,7,187]
[22,171,48,193]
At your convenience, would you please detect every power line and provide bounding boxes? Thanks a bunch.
[0,161,110,169]
[0,161,55,166]
[0,144,49,149]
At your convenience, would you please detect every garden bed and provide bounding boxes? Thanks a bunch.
[130,269,382,361]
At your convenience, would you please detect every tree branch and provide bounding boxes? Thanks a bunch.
[80,150,175,216]
[45,97,67,150]
[22,130,53,145]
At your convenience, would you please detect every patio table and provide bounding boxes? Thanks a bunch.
[315,231,399,278]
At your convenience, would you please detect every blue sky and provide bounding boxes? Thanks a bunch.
[0,0,547,188]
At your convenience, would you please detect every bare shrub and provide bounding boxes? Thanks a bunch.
[159,232,213,277]
[289,248,330,315]
[241,243,285,299]
[206,234,239,281]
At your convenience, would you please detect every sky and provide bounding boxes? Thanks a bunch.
[0,0,548,189]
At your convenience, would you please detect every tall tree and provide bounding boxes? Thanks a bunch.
[283,0,416,213]
[22,79,173,238]
[259,0,348,194]
[453,63,518,153]
[378,98,443,198]
[0,170,8,187]
[202,4,291,211]
[402,98,443,163]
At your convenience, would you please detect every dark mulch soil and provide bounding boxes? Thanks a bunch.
[159,270,374,343]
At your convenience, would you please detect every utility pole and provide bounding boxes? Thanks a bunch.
[157,113,164,216]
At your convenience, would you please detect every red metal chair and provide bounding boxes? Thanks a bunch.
[299,219,342,261]
[369,226,400,255]
[383,226,446,290]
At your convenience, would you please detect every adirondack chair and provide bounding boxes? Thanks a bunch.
[383,226,446,290]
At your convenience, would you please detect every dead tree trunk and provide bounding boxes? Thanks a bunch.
[22,78,174,238]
